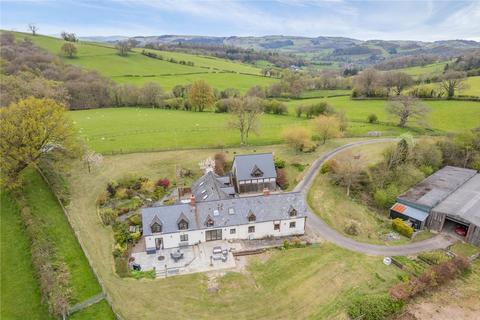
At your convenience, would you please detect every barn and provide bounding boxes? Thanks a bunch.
[390,166,480,246]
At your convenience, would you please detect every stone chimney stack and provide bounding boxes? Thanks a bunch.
[190,194,196,206]
[262,188,270,196]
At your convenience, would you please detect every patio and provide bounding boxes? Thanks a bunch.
[131,240,241,278]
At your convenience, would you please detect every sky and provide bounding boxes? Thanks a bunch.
[1,0,479,41]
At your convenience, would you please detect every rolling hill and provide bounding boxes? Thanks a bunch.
[11,32,277,92]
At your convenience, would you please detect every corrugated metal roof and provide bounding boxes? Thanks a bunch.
[433,174,480,226]
[397,166,476,209]
[391,203,429,221]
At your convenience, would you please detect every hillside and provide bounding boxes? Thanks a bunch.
[91,34,480,67]
[11,32,277,92]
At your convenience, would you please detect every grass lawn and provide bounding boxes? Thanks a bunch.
[449,242,480,257]
[307,141,425,245]
[70,108,306,153]
[64,139,406,319]
[298,89,351,99]
[0,191,52,320]
[286,96,480,133]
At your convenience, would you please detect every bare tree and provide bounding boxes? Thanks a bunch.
[229,97,263,145]
[353,69,382,97]
[330,154,363,197]
[440,70,467,99]
[382,71,413,95]
[385,96,430,128]
[28,23,38,36]
[115,40,131,56]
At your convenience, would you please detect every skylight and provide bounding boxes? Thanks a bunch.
[203,194,208,200]
[213,209,219,216]
[228,208,235,215]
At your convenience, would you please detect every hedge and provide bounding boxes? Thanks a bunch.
[392,218,414,238]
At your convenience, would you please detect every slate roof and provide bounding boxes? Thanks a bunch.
[232,153,277,181]
[191,171,234,201]
[397,166,477,210]
[142,192,307,236]
[432,174,480,226]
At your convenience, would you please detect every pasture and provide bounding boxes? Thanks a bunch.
[64,142,407,319]
[397,61,448,77]
[70,108,306,153]
[12,32,277,92]
[285,96,480,133]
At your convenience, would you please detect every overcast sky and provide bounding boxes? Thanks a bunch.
[1,0,479,41]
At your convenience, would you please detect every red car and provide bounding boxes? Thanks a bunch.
[455,225,467,237]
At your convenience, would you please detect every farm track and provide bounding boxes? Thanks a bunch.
[296,138,455,256]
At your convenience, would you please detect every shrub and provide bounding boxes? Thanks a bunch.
[99,208,117,226]
[112,243,128,258]
[418,251,449,265]
[156,178,170,189]
[320,159,337,174]
[373,184,399,209]
[276,168,289,190]
[140,180,156,193]
[347,294,404,320]
[130,270,155,280]
[128,213,141,226]
[292,163,305,172]
[106,182,117,197]
[113,221,132,245]
[344,222,359,236]
[367,113,378,123]
[96,191,108,206]
[283,240,291,249]
[131,231,141,242]
[115,187,129,200]
[392,218,414,238]
[274,156,286,169]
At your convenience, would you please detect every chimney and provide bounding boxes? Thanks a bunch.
[263,188,270,196]
[190,194,196,206]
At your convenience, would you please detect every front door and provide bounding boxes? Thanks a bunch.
[155,238,163,250]
[205,229,222,241]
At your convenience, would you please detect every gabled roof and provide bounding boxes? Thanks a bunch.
[433,174,480,226]
[191,171,233,201]
[142,192,307,236]
[150,215,163,226]
[397,166,477,210]
[176,212,189,224]
[233,153,276,181]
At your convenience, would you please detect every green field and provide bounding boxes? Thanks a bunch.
[11,32,277,92]
[1,191,52,320]
[285,96,480,132]
[397,61,448,77]
[460,76,480,96]
[71,108,307,153]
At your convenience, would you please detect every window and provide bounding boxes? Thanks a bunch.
[274,223,280,231]
[247,211,256,222]
[289,222,296,228]
[180,234,188,242]
[151,222,162,233]
[228,208,235,215]
[289,207,297,217]
[178,219,188,230]
[213,209,219,216]
[248,226,255,233]
[230,228,236,234]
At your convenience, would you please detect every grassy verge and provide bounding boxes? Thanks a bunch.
[449,242,480,257]
[0,191,52,320]
[306,141,430,245]
[2,169,116,318]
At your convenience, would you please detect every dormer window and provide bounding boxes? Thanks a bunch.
[178,219,189,230]
[205,215,214,227]
[250,165,264,177]
[247,210,256,222]
[151,222,162,233]
[289,207,297,217]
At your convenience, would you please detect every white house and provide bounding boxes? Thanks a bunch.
[142,192,307,252]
